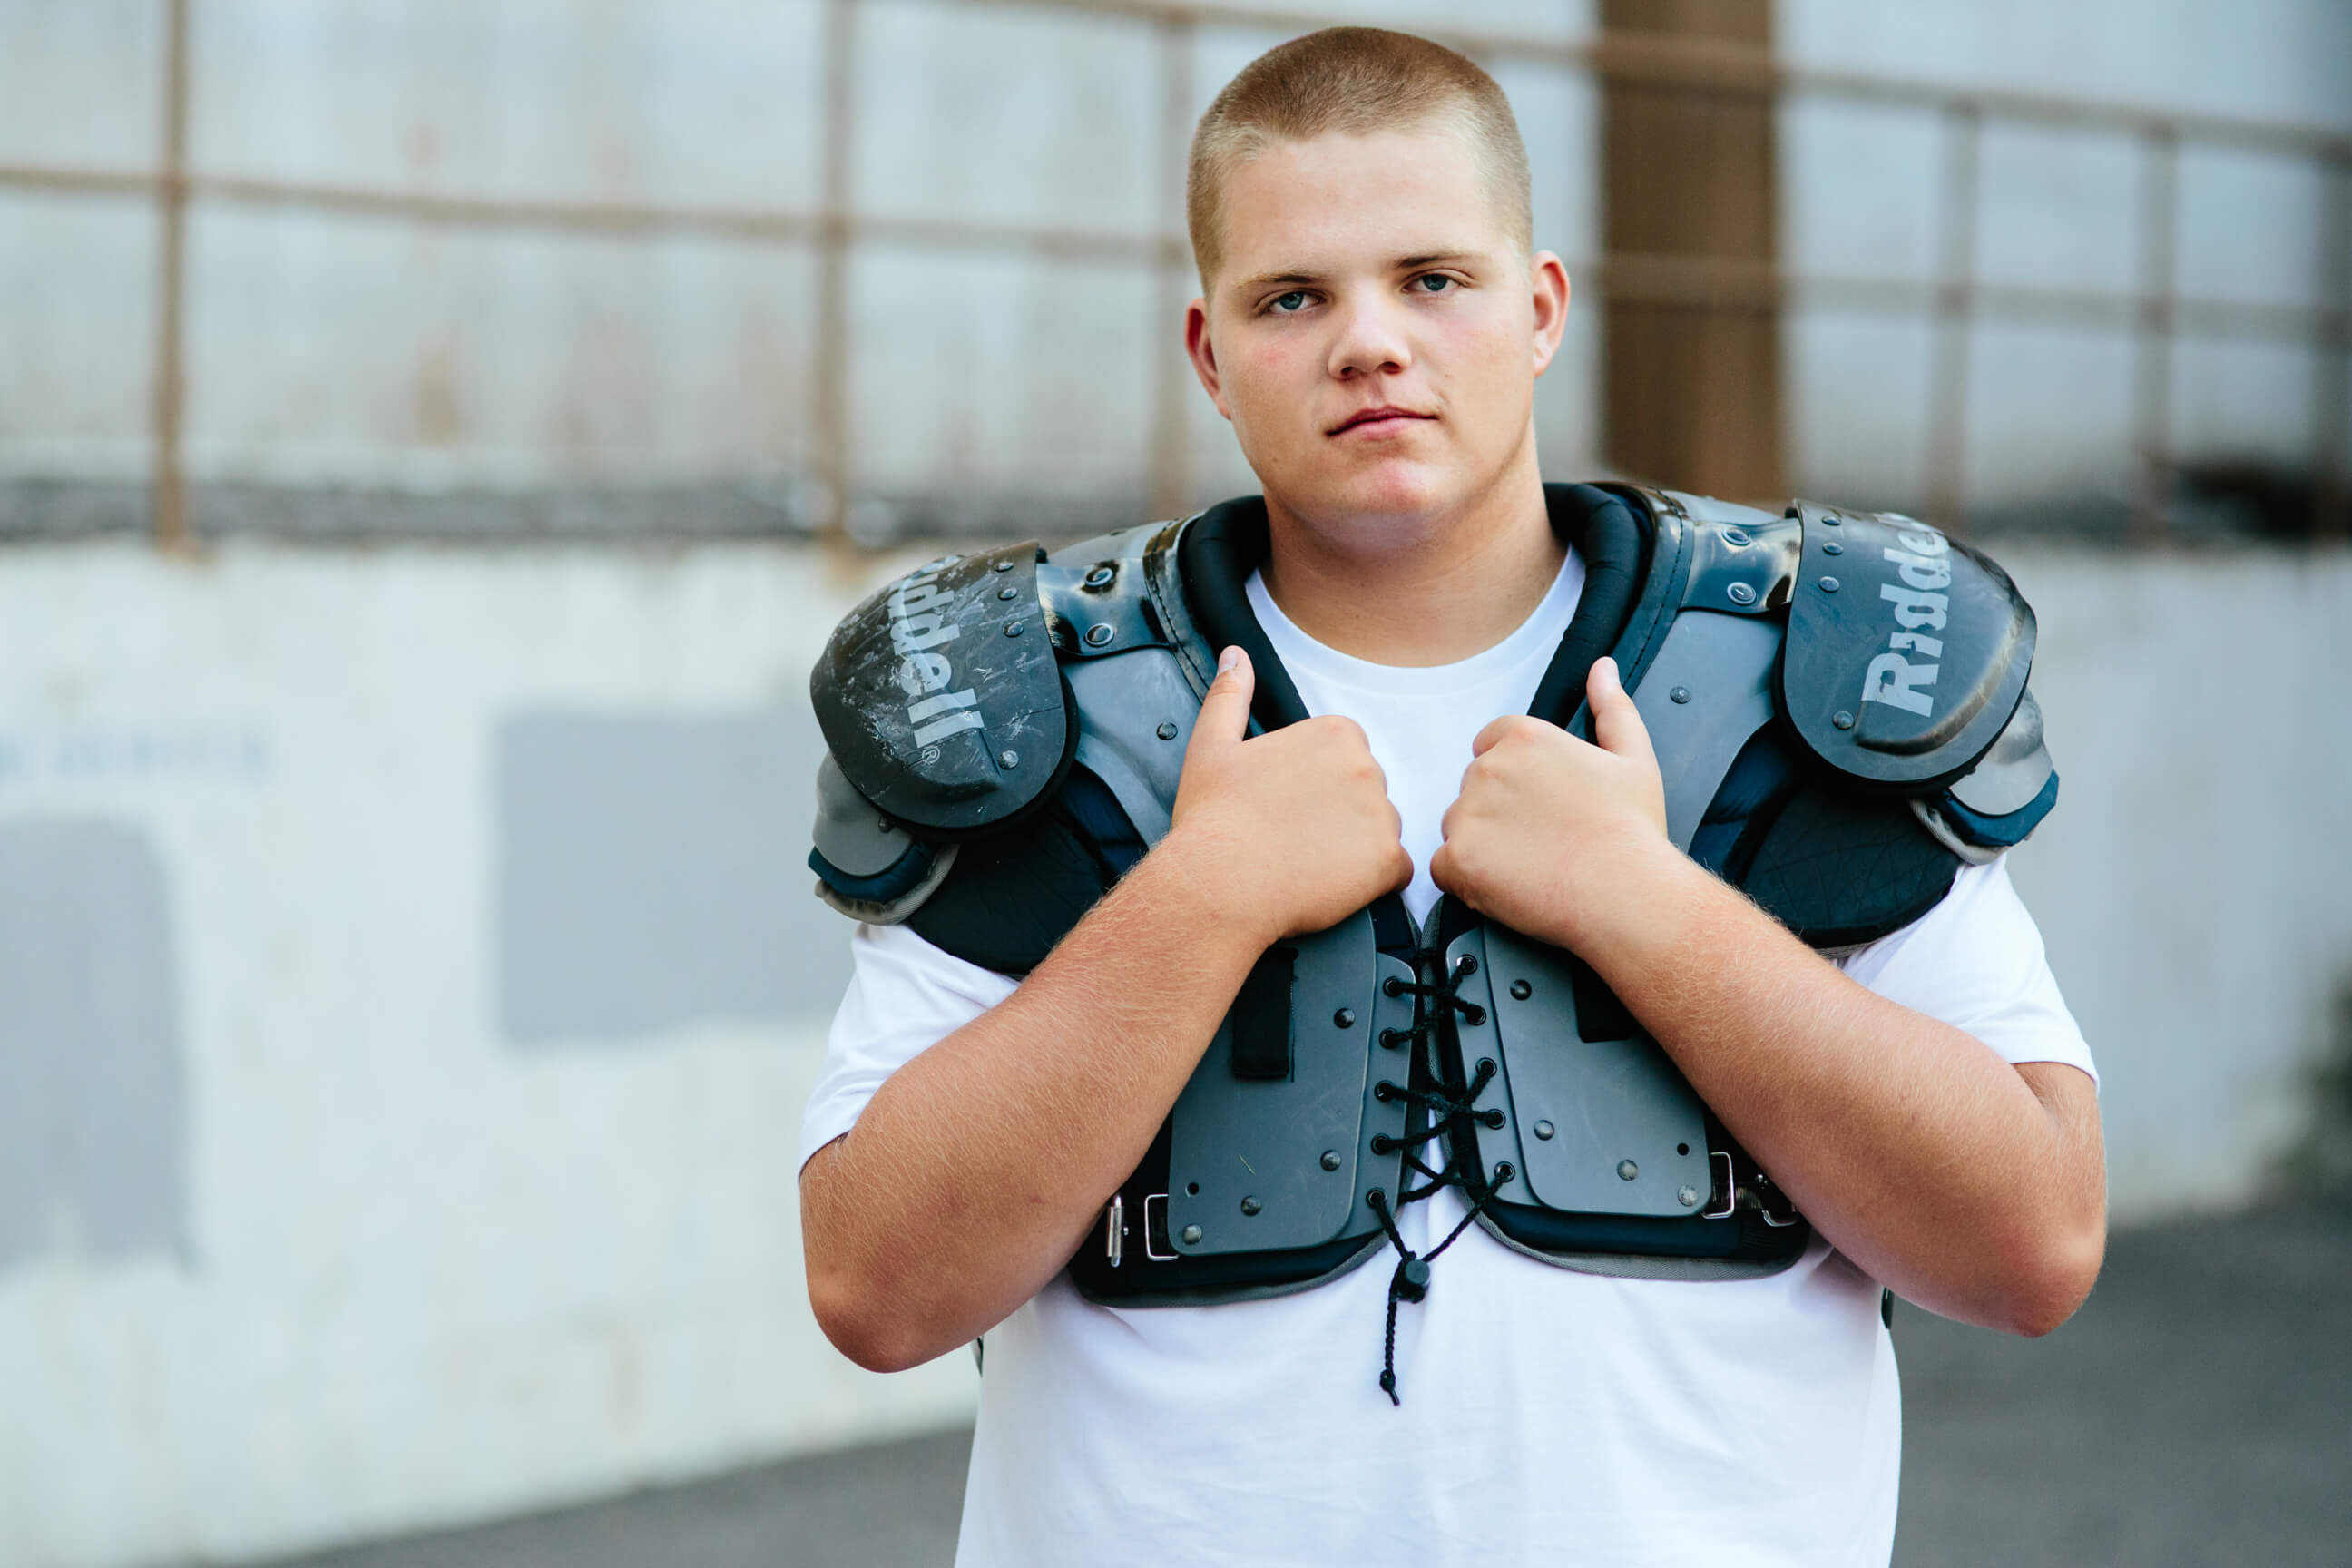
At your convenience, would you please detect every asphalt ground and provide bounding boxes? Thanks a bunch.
[270,1191,2351,1568]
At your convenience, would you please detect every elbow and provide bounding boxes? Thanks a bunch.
[807,1255,936,1374]
[1991,1212,2107,1338]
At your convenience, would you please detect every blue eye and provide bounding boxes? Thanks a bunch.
[1414,274,1455,294]
[1270,290,1310,314]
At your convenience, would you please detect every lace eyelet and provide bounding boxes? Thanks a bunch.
[1370,1135,1395,1155]
[1372,1081,1397,1102]
[1382,976,1406,998]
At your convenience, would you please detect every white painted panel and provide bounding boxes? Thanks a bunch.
[844,245,1155,504]
[182,206,816,488]
[0,0,162,171]
[189,0,828,210]
[854,0,1161,237]
[0,191,156,478]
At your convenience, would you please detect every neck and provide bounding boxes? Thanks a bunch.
[1257,442,1564,667]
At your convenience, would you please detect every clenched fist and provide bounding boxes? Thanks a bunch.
[1167,647,1414,946]
[1430,656,1674,954]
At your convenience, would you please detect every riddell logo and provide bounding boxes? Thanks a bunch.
[888,564,986,748]
[1862,523,1954,718]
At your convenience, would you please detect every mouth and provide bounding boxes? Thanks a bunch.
[1326,406,1437,437]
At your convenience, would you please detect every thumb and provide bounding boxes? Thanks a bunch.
[1186,646,1257,760]
[1586,657,1658,770]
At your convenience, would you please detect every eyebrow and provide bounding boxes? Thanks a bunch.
[1230,250,1488,294]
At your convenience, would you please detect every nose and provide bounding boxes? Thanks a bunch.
[1326,290,1413,381]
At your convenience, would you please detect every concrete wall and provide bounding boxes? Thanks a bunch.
[0,536,2346,1564]
[0,542,974,1566]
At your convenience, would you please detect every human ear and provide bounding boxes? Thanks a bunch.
[1528,251,1570,378]
[1184,298,1234,421]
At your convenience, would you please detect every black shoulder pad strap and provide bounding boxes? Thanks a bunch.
[808,541,1076,838]
[1779,505,2035,790]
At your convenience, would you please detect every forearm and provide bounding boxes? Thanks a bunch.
[801,828,1267,1371]
[1576,848,2105,1334]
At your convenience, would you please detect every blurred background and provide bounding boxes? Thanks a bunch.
[1,1,2347,1564]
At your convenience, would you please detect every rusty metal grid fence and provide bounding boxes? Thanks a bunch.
[2,0,2347,550]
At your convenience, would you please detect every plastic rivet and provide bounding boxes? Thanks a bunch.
[1083,622,1114,647]
[1726,582,1758,606]
[1155,721,1179,740]
[1509,979,1532,1000]
[1004,621,1024,637]
[998,750,1020,769]
[1320,1150,1342,1171]
[996,585,1018,601]
[1240,1196,1261,1217]
[1723,528,1750,546]
[1822,540,1845,555]
[1083,565,1115,587]
[1818,575,1841,593]
[1820,514,1842,527]
[1533,1119,1555,1141]
[1333,1008,1356,1029]
[992,559,1015,572]
[1180,1223,1202,1246]
[1832,710,1856,730]
[1678,1185,1701,1208]
[877,818,895,834]
[1617,1160,1639,1181]
[1669,686,1691,705]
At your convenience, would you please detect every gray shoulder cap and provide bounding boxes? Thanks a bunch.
[808,540,1073,838]
[1778,504,2036,791]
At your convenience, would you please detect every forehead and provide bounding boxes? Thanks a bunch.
[1213,125,1509,282]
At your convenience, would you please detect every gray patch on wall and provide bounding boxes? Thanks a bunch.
[0,818,191,1274]
[498,706,854,1044]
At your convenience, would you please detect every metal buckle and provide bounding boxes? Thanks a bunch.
[1142,1193,1177,1260]
[1104,1194,1123,1267]
[1755,1171,1801,1228]
[1700,1150,1736,1220]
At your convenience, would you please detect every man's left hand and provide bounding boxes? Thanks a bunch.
[1430,656,1676,953]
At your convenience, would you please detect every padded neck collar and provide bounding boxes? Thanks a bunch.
[1172,483,1654,734]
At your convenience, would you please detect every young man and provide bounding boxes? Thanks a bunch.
[799,27,2103,1567]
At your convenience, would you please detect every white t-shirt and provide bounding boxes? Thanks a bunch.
[799,547,2097,1568]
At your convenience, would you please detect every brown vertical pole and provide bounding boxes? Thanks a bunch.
[1599,0,1784,502]
[813,0,857,544]
[2131,126,2180,544]
[1149,16,1195,523]
[152,0,191,551]
[1922,104,1981,534]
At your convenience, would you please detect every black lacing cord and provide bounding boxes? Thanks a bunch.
[1361,955,1514,1406]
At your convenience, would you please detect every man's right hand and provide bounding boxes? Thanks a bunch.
[1168,646,1413,945]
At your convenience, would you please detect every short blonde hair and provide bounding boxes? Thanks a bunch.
[1186,27,1534,286]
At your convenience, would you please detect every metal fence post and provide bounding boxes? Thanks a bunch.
[152,0,192,551]
[1923,103,1980,534]
[2132,126,2180,543]
[1148,14,1196,523]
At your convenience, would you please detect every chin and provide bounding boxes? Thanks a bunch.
[1269,454,1448,526]
[1314,459,1462,524]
